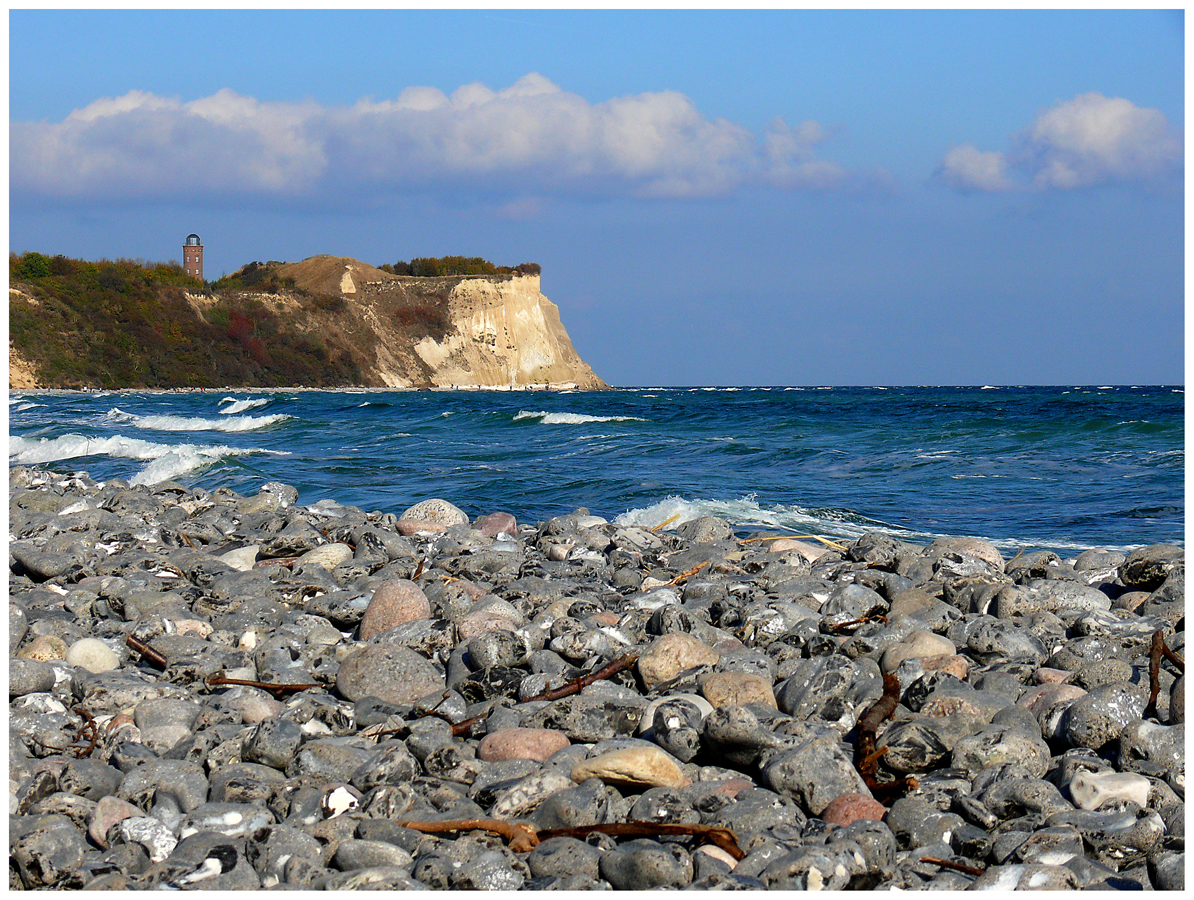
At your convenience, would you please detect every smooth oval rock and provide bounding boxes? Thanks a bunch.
[571,746,689,790]
[399,498,469,528]
[359,579,432,640]
[478,727,571,763]
[65,637,121,673]
[637,633,721,690]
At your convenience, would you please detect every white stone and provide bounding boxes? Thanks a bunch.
[65,638,120,673]
[219,545,259,572]
[296,542,354,570]
[1069,770,1152,810]
[120,816,178,862]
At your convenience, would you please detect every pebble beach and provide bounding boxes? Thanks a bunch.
[8,466,1185,890]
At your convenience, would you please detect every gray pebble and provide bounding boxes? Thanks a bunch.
[599,837,694,890]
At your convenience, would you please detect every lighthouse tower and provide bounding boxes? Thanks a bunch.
[183,233,204,280]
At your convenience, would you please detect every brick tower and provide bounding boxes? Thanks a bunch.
[183,233,204,280]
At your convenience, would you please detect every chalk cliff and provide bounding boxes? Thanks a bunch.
[274,256,606,390]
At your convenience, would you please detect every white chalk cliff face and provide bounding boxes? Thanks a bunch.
[270,257,606,389]
[410,276,604,389]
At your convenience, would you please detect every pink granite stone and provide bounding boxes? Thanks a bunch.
[820,792,887,827]
[1033,667,1073,685]
[359,579,432,640]
[474,512,518,539]
[89,796,145,849]
[478,727,571,762]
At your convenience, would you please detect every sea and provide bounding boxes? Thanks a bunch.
[7,385,1185,557]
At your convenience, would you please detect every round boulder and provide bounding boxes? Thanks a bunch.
[399,498,469,528]
[336,645,445,705]
[359,580,432,640]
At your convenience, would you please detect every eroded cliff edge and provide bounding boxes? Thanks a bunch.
[287,257,606,389]
[9,255,606,390]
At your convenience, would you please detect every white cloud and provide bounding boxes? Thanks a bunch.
[937,92,1182,193]
[936,144,1015,193]
[1023,92,1183,189]
[10,74,854,206]
[763,117,848,190]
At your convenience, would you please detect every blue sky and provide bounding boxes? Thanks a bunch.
[9,9,1185,385]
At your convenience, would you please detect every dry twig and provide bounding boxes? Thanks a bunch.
[70,706,99,758]
[205,674,322,698]
[522,653,640,704]
[855,672,917,802]
[445,654,640,737]
[391,818,747,860]
[125,635,168,669]
[394,819,540,853]
[1145,629,1185,719]
[739,533,848,551]
[920,856,985,877]
[664,560,709,587]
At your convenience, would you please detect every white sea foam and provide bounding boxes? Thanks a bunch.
[106,407,290,432]
[614,494,1130,555]
[8,434,282,486]
[514,410,646,425]
[614,495,893,541]
[219,397,270,414]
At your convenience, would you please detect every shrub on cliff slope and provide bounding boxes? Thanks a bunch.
[9,253,360,389]
[380,256,540,277]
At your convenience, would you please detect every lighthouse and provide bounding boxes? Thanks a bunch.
[183,233,204,280]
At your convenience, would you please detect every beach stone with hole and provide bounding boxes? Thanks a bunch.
[600,837,695,889]
[1063,682,1146,750]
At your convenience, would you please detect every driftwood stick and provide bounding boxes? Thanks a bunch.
[125,635,168,669]
[665,560,709,587]
[394,819,540,853]
[522,654,640,704]
[390,818,746,860]
[1146,630,1164,719]
[205,674,322,698]
[446,654,640,737]
[855,672,917,801]
[920,856,985,877]
[739,534,848,551]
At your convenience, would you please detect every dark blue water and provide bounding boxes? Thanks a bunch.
[8,385,1184,554]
